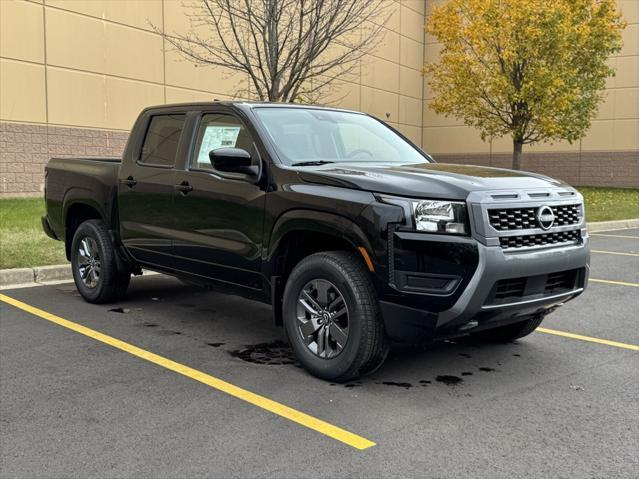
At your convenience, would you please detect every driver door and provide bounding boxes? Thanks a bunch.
[171,111,266,290]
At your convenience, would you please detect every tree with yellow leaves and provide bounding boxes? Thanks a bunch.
[424,0,625,170]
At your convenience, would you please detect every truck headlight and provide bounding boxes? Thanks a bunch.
[377,196,469,235]
[412,200,468,234]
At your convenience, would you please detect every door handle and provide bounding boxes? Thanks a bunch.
[121,176,137,188]
[174,181,193,195]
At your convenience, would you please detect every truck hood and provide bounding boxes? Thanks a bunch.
[298,162,567,199]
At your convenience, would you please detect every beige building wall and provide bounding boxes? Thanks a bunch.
[0,0,636,196]
[0,0,426,196]
[422,0,638,187]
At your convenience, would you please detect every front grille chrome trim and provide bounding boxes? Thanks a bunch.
[499,229,581,250]
[495,222,583,237]
[481,288,584,310]
[495,240,584,253]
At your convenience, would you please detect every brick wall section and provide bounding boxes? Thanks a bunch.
[1,120,637,196]
[433,150,639,188]
[0,121,129,197]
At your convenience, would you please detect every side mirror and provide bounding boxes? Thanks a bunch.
[209,148,258,176]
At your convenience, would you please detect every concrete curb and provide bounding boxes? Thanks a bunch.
[0,265,160,289]
[1,218,637,288]
[0,264,74,289]
[34,264,72,282]
[0,267,35,286]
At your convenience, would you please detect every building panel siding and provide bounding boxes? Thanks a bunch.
[0,0,637,196]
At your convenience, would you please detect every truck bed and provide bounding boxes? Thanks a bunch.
[44,157,122,241]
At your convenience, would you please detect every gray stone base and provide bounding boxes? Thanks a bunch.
[1,121,128,197]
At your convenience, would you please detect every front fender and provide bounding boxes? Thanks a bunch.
[266,209,374,263]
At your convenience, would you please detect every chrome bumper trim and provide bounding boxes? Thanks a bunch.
[480,288,584,310]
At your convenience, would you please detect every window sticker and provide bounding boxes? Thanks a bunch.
[197,125,241,165]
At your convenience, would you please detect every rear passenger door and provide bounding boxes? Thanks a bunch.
[118,113,185,269]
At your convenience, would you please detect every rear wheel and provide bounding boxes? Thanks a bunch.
[71,220,130,303]
[471,314,545,343]
[282,251,388,382]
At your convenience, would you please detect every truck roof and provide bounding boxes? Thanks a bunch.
[141,101,363,116]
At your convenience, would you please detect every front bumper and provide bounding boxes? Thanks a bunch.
[379,236,590,342]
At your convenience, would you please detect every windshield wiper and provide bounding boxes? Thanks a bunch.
[291,160,335,167]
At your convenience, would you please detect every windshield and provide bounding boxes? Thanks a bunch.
[253,107,431,166]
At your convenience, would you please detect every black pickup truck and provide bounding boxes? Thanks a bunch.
[43,102,590,381]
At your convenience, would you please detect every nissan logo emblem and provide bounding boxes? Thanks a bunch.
[537,205,555,230]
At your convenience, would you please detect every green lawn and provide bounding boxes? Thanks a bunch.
[0,198,66,269]
[1,187,638,269]
[578,187,639,222]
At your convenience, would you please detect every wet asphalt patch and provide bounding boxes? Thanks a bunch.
[221,338,508,390]
[379,381,413,389]
[102,294,511,392]
[108,307,130,314]
[230,340,297,366]
[435,375,463,386]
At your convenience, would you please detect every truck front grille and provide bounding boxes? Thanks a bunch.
[545,270,578,294]
[494,277,526,300]
[485,268,581,306]
[552,204,581,226]
[488,204,581,231]
[499,229,581,249]
[488,207,536,230]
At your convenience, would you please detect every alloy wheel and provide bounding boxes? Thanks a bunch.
[76,237,101,289]
[296,279,349,359]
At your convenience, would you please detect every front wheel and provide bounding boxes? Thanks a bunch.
[71,220,130,304]
[282,251,388,382]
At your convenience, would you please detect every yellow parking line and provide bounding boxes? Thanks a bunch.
[537,327,639,351]
[590,233,639,239]
[589,278,639,287]
[0,293,375,450]
[591,250,639,257]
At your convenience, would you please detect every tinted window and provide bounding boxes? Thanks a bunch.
[191,113,255,170]
[140,114,186,167]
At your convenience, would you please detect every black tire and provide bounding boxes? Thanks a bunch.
[471,314,546,343]
[70,219,130,304]
[282,251,388,382]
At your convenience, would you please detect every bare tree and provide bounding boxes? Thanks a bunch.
[155,0,389,102]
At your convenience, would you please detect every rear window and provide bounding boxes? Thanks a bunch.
[140,114,186,167]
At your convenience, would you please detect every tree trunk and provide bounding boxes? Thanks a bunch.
[512,139,523,170]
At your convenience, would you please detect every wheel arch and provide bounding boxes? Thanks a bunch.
[265,209,375,325]
[64,202,104,260]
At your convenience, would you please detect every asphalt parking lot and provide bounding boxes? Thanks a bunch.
[1,230,638,478]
